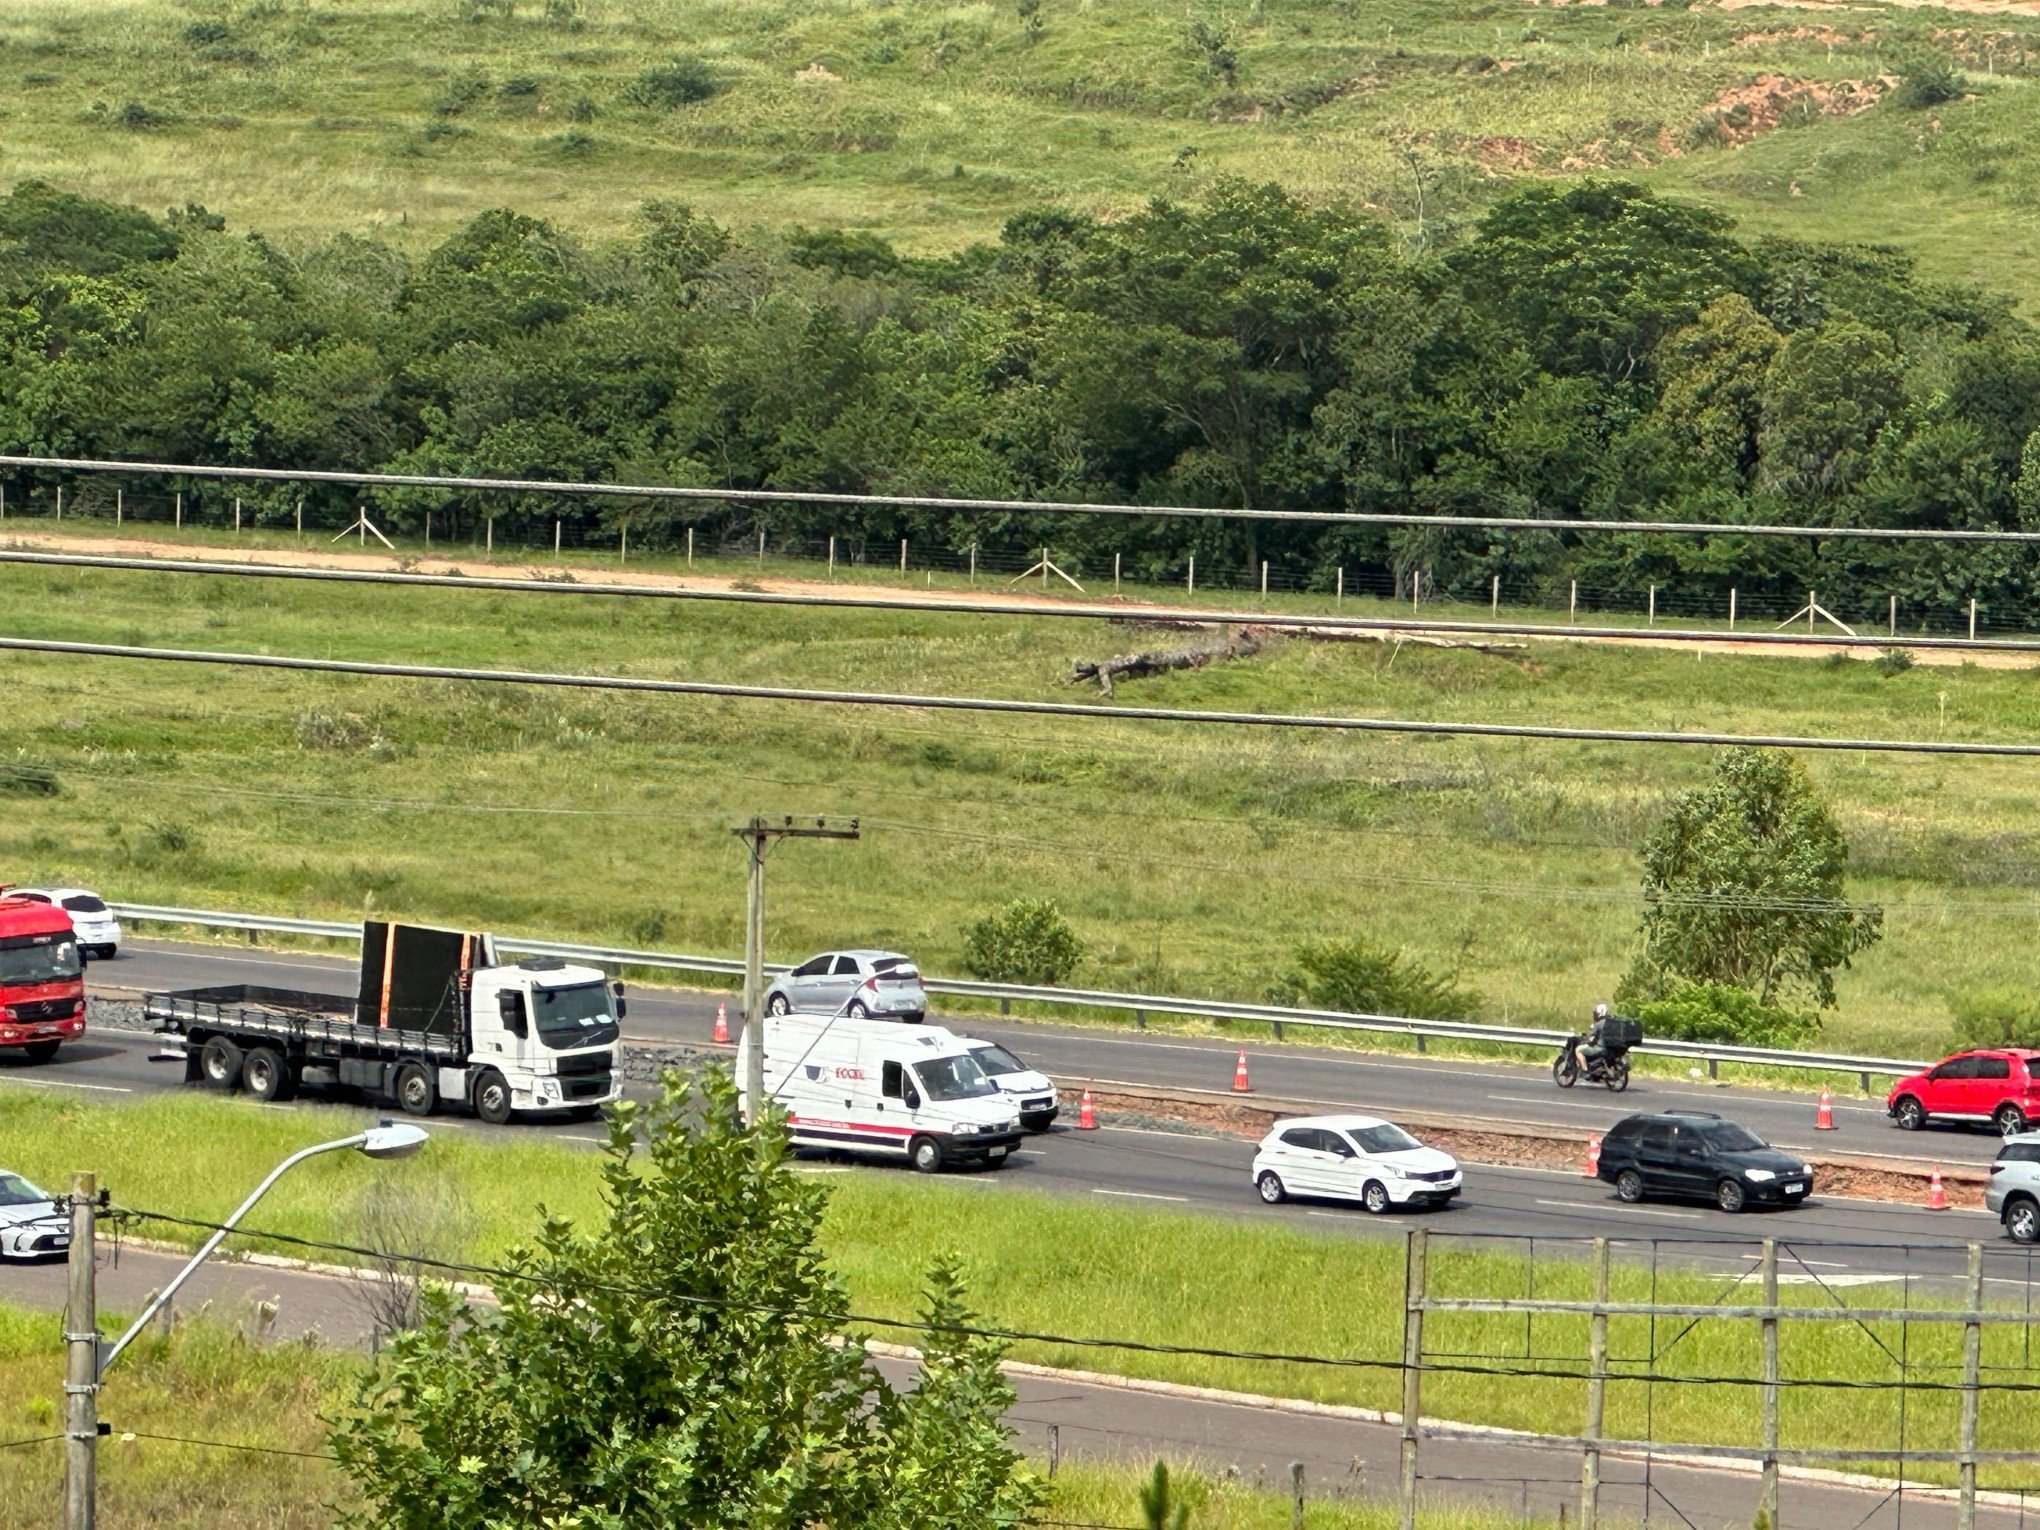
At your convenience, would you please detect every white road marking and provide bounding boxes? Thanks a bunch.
[1534,1198,1698,1220]
[1093,1188,1188,1203]
[0,1077,132,1093]
[1094,1124,1229,1141]
[562,1135,608,1145]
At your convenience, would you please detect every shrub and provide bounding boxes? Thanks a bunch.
[626,57,724,108]
[116,102,168,132]
[541,129,596,156]
[1949,985,2040,1050]
[961,899,1085,986]
[183,21,230,44]
[1896,57,1963,109]
[1630,982,1821,1049]
[1874,645,1916,676]
[1276,936,1478,1022]
[0,756,59,797]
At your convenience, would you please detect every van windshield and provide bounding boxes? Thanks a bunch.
[531,983,620,1050]
[913,1054,996,1102]
[0,937,80,986]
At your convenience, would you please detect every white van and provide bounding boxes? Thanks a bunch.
[737,1014,1023,1173]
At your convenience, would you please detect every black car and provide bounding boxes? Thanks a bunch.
[1596,1111,1814,1213]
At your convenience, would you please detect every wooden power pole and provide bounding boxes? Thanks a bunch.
[735,816,861,1116]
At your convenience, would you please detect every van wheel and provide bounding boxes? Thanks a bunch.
[473,1070,514,1125]
[394,1063,436,1118]
[909,1136,943,1174]
[200,1037,244,1090]
[1716,1179,1747,1214]
[2007,1198,2040,1245]
[241,1047,296,1103]
[1256,1171,1287,1205]
[1895,1096,1927,1131]
[22,1040,60,1065]
[1615,1170,1646,1203]
[1996,1103,2027,1138]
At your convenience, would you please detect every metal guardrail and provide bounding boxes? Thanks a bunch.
[106,902,1929,1085]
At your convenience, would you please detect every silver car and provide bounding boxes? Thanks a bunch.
[1988,1131,2040,1243]
[0,1171,69,1260]
[765,950,928,1022]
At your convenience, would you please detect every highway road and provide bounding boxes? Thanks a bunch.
[0,940,2017,1284]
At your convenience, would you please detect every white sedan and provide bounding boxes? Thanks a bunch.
[1252,1114,1463,1214]
[0,1171,69,1260]
[965,1039,1059,1131]
[10,887,121,960]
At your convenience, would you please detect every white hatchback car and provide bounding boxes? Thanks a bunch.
[1252,1114,1463,1214]
[10,888,120,960]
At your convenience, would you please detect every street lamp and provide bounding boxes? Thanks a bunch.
[66,1121,428,1528]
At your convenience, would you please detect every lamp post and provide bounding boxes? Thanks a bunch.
[66,1121,428,1528]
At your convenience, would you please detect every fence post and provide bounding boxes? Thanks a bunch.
[1970,598,1979,642]
[759,528,766,563]
[1261,560,1269,599]
[1890,595,1898,637]
[1187,553,1195,597]
[1337,568,1344,605]
[0,482,6,519]
[827,535,836,577]
[485,516,492,558]
[1491,575,1499,616]
[1729,588,1737,630]
[1290,1462,1305,1529]
[1047,1423,1059,1479]
[116,488,122,525]
[1041,548,1049,588]
[1569,579,1577,624]
[1759,1238,1780,1526]
[555,520,562,560]
[1960,1241,1983,1530]
[1580,1236,1609,1530]
[687,527,694,567]
[55,485,62,520]
[620,523,628,565]
[1411,568,1419,612]
[296,499,303,537]
[1807,590,1816,632]
[425,510,432,549]
[1398,1228,1427,1530]
[234,497,241,533]
[175,491,182,529]
[1647,585,1656,626]
[899,538,907,575]
[1114,552,1121,593]
[969,544,977,585]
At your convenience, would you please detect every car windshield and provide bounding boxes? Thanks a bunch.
[60,895,107,915]
[1350,1124,1423,1155]
[531,983,620,1050]
[914,1054,997,1102]
[972,1044,1025,1074]
[0,937,80,985]
[1698,1123,1767,1153]
[0,1173,51,1208]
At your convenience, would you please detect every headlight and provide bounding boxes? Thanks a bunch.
[952,1123,978,1136]
[1381,1166,1407,1179]
[1744,1168,1776,1182]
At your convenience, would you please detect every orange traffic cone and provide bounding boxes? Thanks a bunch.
[1815,1088,1835,1131]
[1584,1134,1602,1178]
[1926,1165,1949,1211]
[1232,1049,1253,1094]
[713,1001,730,1044]
[1077,1089,1097,1130]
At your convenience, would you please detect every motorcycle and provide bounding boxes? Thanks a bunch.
[1553,1032,1632,1091]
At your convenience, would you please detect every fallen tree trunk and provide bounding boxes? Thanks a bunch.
[1069,626,1266,696]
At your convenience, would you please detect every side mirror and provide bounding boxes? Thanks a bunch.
[904,1086,922,1110]
[610,979,627,1021]
[497,991,527,1037]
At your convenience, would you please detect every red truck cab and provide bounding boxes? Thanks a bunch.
[1887,1049,2040,1137]
[0,890,86,1062]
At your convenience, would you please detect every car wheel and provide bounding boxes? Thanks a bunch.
[1021,1113,1056,1133]
[1895,1096,1928,1131]
[1996,1103,2028,1138]
[1615,1169,1646,1203]
[1716,1178,1747,1214]
[473,1069,514,1125]
[2007,1198,2040,1245]
[909,1135,943,1174]
[903,1011,926,1024]
[848,1001,870,1020]
[394,1062,436,1118]
[241,1046,295,1103]
[1553,1056,1579,1089]
[1256,1171,1287,1205]
[200,1036,244,1090]
[22,1040,60,1065]
[1362,1180,1393,1215]
[767,993,790,1016]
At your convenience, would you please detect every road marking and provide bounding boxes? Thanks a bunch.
[1534,1198,1697,1220]
[1095,1124,1229,1141]
[563,1135,608,1145]
[1092,1188,1189,1203]
[0,1077,132,1093]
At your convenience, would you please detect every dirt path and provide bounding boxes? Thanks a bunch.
[6,525,2034,669]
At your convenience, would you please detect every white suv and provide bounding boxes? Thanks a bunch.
[1252,1113,1463,1215]
[10,888,120,960]
[1988,1131,2040,1243]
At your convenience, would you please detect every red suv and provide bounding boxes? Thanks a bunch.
[1887,1050,2040,1137]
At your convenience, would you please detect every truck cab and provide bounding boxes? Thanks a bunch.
[465,956,624,1121]
[0,890,86,1063]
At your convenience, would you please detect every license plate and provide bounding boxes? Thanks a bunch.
[1785,1182,1806,1195]
[989,1146,1007,1159]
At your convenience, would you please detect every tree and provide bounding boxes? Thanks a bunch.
[961,898,1085,985]
[1622,748,1881,1009]
[331,1067,1040,1528]
[1139,1460,1193,1530]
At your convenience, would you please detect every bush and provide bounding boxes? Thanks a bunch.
[116,102,168,132]
[1896,57,1963,109]
[0,757,59,797]
[1949,985,2040,1050]
[961,899,1084,986]
[1873,645,1915,676]
[1630,982,1821,1049]
[626,57,724,108]
[1276,936,1478,1022]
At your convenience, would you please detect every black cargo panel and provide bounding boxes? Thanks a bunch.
[358,921,475,1037]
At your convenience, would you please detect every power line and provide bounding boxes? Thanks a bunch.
[5,633,2039,758]
[109,1429,338,1462]
[12,453,2040,545]
[4,547,2039,656]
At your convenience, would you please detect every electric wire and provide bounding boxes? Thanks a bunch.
[6,633,2040,757]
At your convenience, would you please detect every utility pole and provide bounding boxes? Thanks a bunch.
[64,1172,97,1530]
[735,816,861,1115]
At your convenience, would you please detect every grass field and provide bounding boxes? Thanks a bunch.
[0,540,2034,1057]
[10,0,2040,303]
[1,1087,2032,1484]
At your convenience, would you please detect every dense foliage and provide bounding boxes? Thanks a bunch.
[1628,981,1821,1051]
[1277,935,1479,1022]
[960,898,1085,986]
[8,175,2040,611]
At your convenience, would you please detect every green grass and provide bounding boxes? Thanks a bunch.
[3,1088,2034,1486]
[8,0,2040,302]
[0,541,2034,1059]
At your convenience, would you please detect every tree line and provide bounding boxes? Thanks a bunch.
[7,175,2040,615]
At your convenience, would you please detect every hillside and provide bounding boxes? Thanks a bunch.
[12,0,2040,302]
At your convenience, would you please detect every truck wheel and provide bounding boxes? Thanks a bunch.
[241,1047,297,1103]
[909,1135,943,1174]
[473,1069,514,1125]
[200,1037,244,1090]
[22,1040,59,1065]
[394,1062,436,1118]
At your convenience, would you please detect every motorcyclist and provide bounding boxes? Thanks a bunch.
[1579,1003,1611,1071]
